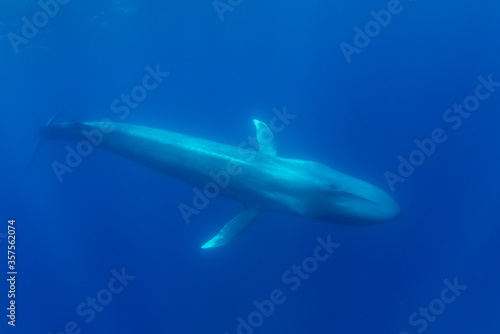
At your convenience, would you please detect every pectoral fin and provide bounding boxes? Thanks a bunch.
[201,207,260,249]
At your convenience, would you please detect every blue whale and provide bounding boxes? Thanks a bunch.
[40,120,400,248]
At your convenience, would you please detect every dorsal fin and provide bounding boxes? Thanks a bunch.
[253,119,276,155]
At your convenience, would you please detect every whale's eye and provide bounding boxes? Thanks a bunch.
[323,184,340,194]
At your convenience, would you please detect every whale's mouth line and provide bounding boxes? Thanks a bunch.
[327,189,378,205]
[324,184,377,204]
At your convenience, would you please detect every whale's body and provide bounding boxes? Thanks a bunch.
[40,120,400,248]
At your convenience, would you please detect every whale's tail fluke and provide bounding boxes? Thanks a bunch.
[29,113,61,167]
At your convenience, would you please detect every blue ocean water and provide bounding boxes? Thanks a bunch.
[1,0,500,333]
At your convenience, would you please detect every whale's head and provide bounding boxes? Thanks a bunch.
[300,161,401,225]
